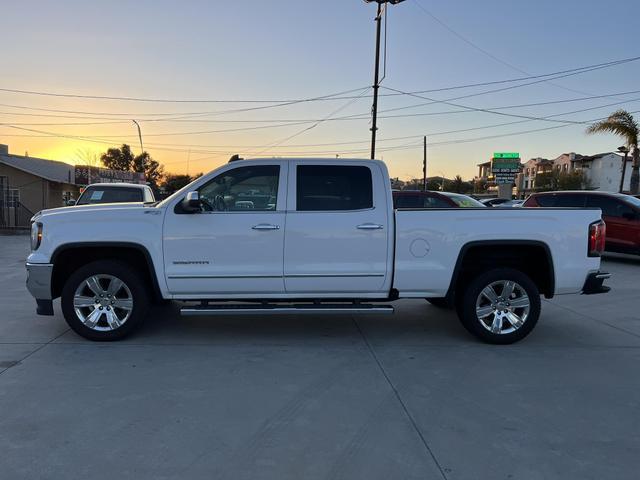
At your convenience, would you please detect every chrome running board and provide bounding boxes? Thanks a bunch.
[180,303,394,316]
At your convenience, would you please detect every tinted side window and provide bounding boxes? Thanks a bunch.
[587,195,634,218]
[532,195,557,207]
[394,195,422,209]
[424,196,453,208]
[297,165,372,211]
[554,194,587,207]
[198,165,280,211]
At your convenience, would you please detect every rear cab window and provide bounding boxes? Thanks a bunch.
[77,186,144,205]
[296,165,372,211]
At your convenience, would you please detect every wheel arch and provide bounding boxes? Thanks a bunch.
[50,242,163,301]
[445,240,555,303]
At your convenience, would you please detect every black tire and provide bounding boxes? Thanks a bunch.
[61,260,149,341]
[457,267,541,345]
[426,297,451,309]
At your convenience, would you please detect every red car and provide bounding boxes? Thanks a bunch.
[392,190,485,209]
[523,191,640,255]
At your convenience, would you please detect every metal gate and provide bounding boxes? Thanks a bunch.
[0,176,33,228]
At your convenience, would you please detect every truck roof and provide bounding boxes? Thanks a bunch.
[84,183,148,188]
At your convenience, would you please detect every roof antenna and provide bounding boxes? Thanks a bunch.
[228,154,243,163]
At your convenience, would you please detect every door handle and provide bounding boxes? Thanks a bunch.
[357,223,384,230]
[252,224,280,231]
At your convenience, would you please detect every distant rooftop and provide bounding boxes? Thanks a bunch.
[0,144,74,184]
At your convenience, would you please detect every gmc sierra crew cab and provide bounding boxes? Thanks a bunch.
[26,158,610,344]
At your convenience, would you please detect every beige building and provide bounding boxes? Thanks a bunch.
[0,144,80,227]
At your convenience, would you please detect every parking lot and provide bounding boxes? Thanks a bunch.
[1,233,639,480]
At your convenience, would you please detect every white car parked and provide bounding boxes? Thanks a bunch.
[26,158,609,344]
[69,183,155,206]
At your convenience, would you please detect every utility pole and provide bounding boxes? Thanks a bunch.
[365,0,405,160]
[370,1,383,160]
[422,136,427,191]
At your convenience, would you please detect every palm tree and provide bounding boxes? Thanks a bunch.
[586,110,639,194]
[452,175,465,193]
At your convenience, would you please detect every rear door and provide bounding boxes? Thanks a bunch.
[283,162,391,295]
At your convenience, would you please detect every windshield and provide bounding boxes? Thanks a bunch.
[442,193,486,208]
[77,187,144,205]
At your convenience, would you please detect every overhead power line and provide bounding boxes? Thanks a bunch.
[247,87,372,156]
[0,86,370,104]
[3,106,639,163]
[411,0,614,99]
[4,92,640,152]
[0,54,638,109]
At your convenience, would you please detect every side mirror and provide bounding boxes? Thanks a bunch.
[181,191,201,213]
[66,200,76,206]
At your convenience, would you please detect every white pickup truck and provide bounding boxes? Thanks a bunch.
[26,158,610,344]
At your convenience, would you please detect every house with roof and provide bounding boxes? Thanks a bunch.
[571,152,632,192]
[514,151,632,197]
[0,144,146,227]
[0,144,80,226]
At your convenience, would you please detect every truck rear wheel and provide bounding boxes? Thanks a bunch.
[457,268,540,344]
[61,260,149,341]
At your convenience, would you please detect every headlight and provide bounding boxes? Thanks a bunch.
[30,222,43,251]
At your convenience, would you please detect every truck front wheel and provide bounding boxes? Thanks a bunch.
[61,260,149,341]
[457,268,540,344]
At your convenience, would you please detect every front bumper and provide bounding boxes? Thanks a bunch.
[582,271,611,295]
[25,263,54,315]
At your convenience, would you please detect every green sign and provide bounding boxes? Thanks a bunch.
[493,152,520,159]
[491,156,521,185]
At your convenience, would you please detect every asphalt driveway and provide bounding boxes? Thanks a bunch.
[1,234,639,480]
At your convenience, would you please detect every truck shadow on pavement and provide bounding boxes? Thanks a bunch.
[106,299,617,347]
[125,300,477,346]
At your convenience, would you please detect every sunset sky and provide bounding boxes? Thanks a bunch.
[2,0,640,180]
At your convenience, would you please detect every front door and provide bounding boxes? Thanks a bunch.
[283,162,391,295]
[163,162,287,296]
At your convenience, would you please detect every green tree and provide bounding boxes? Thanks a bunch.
[162,173,201,195]
[426,177,445,191]
[100,144,135,171]
[99,145,164,193]
[132,151,164,193]
[474,179,488,194]
[534,171,557,191]
[586,110,639,194]
[535,170,588,191]
[389,177,406,190]
[557,171,587,190]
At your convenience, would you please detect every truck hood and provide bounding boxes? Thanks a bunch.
[33,203,158,221]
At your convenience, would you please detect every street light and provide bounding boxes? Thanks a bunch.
[130,119,147,176]
[617,145,630,193]
[364,0,406,160]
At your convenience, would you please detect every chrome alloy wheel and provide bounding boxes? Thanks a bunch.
[475,280,530,335]
[73,274,133,331]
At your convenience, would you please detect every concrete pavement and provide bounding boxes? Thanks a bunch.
[1,235,638,479]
